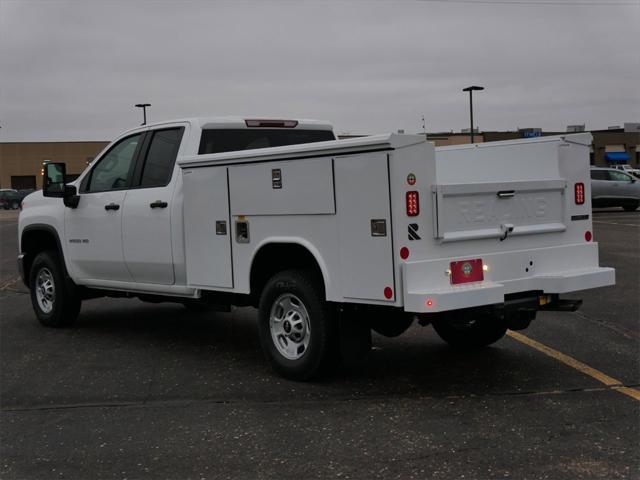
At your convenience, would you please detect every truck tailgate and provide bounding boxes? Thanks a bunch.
[432,179,566,242]
[433,134,591,250]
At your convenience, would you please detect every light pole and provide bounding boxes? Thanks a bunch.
[135,103,151,125]
[462,86,483,143]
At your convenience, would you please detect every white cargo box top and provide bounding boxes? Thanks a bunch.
[178,133,426,168]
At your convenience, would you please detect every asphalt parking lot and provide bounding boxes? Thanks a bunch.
[0,208,638,479]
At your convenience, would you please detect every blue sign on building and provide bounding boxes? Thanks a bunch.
[522,130,542,138]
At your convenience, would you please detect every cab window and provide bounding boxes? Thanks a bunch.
[138,128,184,188]
[590,170,608,181]
[84,134,142,192]
[608,171,633,182]
[198,129,335,155]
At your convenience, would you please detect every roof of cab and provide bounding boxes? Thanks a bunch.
[139,117,334,131]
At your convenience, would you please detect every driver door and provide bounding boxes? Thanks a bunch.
[64,132,144,282]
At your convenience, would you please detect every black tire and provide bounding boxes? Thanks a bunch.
[10,200,20,210]
[432,311,507,349]
[622,202,639,212]
[258,269,337,381]
[29,250,81,327]
[370,312,414,338]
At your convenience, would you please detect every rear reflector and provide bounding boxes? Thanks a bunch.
[450,259,484,285]
[244,119,299,128]
[574,183,585,205]
[406,191,419,216]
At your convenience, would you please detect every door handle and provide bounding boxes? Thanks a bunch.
[104,203,120,211]
[150,200,168,209]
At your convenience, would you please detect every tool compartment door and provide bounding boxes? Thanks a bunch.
[182,166,233,288]
[334,153,395,301]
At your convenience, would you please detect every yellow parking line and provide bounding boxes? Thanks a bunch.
[0,276,19,290]
[507,330,640,402]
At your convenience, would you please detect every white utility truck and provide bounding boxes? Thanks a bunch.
[19,117,615,380]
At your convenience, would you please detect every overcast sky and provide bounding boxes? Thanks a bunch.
[1,0,638,141]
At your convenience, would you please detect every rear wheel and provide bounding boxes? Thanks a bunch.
[10,200,20,209]
[370,312,414,338]
[622,202,639,212]
[29,250,81,327]
[432,311,507,349]
[258,269,337,380]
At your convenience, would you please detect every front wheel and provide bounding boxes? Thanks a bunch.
[29,250,81,327]
[432,311,507,349]
[622,202,639,212]
[10,200,20,210]
[258,269,337,381]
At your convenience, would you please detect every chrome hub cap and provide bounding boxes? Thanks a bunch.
[35,267,55,314]
[269,293,311,360]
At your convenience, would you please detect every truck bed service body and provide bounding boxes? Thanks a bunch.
[18,117,615,379]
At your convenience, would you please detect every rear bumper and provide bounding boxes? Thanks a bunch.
[402,243,615,313]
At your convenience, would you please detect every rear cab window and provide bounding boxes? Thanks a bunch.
[137,128,184,188]
[198,129,336,155]
[590,170,608,181]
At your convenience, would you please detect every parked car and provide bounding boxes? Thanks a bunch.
[612,164,640,178]
[0,189,22,210]
[590,167,640,211]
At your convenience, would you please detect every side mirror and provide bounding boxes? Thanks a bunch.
[43,162,66,198]
[43,162,80,208]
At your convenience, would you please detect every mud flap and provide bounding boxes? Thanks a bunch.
[338,311,372,367]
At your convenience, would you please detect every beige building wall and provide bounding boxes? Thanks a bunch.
[428,134,484,147]
[0,141,109,189]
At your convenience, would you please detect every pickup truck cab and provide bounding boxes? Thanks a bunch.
[19,117,615,380]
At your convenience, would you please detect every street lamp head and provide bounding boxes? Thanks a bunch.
[463,86,484,92]
[135,103,151,108]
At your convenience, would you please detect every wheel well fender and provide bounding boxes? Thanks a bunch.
[20,224,68,286]
[249,240,330,301]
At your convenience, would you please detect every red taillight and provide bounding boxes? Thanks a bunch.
[245,119,298,128]
[585,231,592,242]
[450,258,484,285]
[406,191,419,217]
[574,183,585,205]
[400,247,410,260]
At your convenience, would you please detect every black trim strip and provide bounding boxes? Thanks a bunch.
[386,153,397,302]
[571,214,589,221]
[226,167,235,289]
